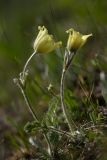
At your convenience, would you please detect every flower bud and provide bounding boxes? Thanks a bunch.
[34,26,62,54]
[66,28,92,52]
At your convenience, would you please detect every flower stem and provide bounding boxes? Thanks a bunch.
[60,68,74,132]
[18,82,39,121]
[60,50,77,132]
[17,81,53,158]
[22,51,37,79]
[44,134,53,158]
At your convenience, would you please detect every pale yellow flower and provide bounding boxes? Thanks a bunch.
[34,26,62,53]
[66,28,92,52]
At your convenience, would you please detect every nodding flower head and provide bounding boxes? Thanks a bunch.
[34,26,62,54]
[66,28,92,52]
